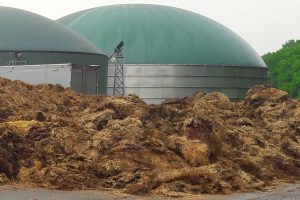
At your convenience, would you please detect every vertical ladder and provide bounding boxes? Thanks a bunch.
[109,41,125,96]
[113,53,125,96]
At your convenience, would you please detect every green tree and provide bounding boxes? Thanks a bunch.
[262,39,300,98]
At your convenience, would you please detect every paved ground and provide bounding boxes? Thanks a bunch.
[0,183,299,200]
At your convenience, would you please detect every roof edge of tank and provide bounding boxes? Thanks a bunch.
[108,63,267,68]
[0,50,108,58]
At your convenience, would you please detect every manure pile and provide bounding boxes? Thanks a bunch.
[0,77,299,196]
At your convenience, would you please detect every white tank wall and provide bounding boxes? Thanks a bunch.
[107,64,267,104]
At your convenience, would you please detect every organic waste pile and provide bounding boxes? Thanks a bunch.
[0,77,299,196]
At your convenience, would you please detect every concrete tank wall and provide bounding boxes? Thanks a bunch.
[107,64,268,104]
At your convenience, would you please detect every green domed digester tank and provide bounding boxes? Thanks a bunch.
[58,4,267,102]
[0,7,108,94]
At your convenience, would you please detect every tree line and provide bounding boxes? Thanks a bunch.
[262,39,300,98]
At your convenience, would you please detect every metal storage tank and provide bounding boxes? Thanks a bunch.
[58,4,267,103]
[0,7,108,94]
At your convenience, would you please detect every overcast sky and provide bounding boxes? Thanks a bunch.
[0,0,299,55]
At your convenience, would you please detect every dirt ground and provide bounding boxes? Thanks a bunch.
[0,182,299,200]
[0,77,299,197]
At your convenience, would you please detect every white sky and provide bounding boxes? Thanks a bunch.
[0,0,299,55]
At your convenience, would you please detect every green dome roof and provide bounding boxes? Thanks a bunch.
[0,7,103,54]
[58,4,266,67]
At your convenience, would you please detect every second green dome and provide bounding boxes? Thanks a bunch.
[58,4,266,67]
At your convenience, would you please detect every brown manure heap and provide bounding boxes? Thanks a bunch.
[0,77,299,196]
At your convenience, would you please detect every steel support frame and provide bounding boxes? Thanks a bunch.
[113,54,125,96]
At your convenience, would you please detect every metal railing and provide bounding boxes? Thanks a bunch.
[6,60,27,66]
